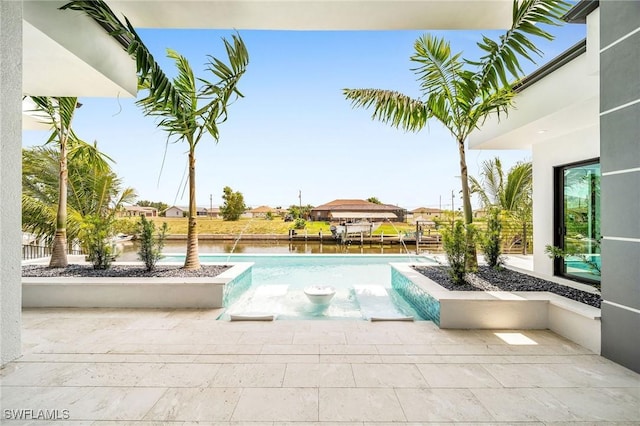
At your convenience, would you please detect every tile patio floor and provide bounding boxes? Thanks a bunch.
[1,308,639,424]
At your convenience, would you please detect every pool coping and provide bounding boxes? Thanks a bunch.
[391,263,602,354]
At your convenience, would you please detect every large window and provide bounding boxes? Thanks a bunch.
[554,159,601,284]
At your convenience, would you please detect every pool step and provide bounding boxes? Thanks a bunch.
[230,314,274,321]
[353,284,414,321]
[226,285,288,321]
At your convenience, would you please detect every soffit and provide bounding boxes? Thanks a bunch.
[468,52,599,150]
[22,1,137,99]
[106,0,512,30]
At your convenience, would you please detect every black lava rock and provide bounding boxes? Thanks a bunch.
[22,264,230,278]
[412,265,601,308]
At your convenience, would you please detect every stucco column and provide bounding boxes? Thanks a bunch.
[0,0,23,365]
[599,0,640,373]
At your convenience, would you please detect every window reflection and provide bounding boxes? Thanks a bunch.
[560,161,601,283]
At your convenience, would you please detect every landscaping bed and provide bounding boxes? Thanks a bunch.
[22,264,230,278]
[412,265,601,308]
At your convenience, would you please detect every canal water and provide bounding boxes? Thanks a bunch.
[117,240,440,261]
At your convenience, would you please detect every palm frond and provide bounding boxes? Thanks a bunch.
[411,35,463,110]
[503,161,532,210]
[343,88,429,132]
[474,0,570,91]
[60,1,181,113]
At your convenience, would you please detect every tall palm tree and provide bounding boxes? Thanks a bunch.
[470,157,533,254]
[344,0,568,269]
[137,43,249,269]
[61,1,249,269]
[28,96,82,267]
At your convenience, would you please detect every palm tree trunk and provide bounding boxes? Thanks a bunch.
[458,139,478,270]
[49,140,68,268]
[522,222,527,255]
[183,147,200,270]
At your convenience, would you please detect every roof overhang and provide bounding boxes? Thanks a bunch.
[22,0,513,130]
[22,1,137,129]
[330,212,397,219]
[105,0,512,31]
[469,47,599,150]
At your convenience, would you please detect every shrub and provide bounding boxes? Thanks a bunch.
[481,208,505,268]
[442,220,467,285]
[293,218,306,229]
[81,215,116,270]
[136,215,168,272]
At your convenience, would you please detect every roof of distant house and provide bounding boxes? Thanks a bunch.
[123,205,157,212]
[313,199,403,211]
[250,205,275,213]
[411,207,443,213]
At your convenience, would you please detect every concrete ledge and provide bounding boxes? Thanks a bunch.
[391,263,601,354]
[22,262,252,309]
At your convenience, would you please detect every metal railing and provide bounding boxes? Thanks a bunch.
[22,245,84,261]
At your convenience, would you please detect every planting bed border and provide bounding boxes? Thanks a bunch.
[22,261,253,309]
[391,263,601,354]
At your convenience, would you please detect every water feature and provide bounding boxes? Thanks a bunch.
[384,218,412,255]
[226,218,255,262]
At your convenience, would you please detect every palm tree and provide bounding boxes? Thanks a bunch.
[344,0,568,269]
[22,144,135,250]
[470,157,533,254]
[61,1,249,269]
[137,43,249,269]
[28,96,83,267]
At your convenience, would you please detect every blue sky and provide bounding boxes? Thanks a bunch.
[23,23,586,211]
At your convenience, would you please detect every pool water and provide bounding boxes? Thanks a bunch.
[166,254,435,320]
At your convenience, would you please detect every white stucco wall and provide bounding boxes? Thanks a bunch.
[532,126,600,276]
[1,0,23,365]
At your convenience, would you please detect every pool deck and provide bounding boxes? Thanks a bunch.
[2,308,639,424]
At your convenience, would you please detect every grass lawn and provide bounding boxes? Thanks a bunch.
[117,217,417,236]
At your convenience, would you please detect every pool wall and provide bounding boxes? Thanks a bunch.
[391,268,441,325]
[223,265,253,307]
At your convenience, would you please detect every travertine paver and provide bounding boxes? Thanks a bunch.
[1,308,639,424]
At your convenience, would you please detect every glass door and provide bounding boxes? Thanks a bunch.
[554,160,601,284]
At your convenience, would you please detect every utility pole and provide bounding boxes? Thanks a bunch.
[451,190,454,214]
[298,190,302,210]
[451,190,455,230]
[209,194,213,218]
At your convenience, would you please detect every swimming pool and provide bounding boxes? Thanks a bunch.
[165,254,435,320]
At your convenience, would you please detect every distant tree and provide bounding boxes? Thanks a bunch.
[136,200,168,215]
[220,186,247,221]
[367,197,382,204]
[288,204,313,220]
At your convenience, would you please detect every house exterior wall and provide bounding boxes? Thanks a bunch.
[599,0,640,373]
[1,0,22,365]
[165,207,184,217]
[531,126,600,277]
